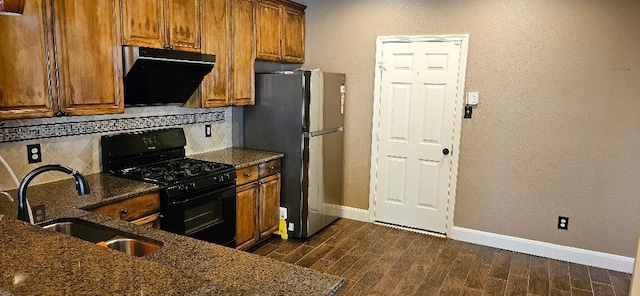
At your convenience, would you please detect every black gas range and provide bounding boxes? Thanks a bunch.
[101,128,237,247]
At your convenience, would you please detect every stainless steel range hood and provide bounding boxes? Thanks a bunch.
[123,46,215,105]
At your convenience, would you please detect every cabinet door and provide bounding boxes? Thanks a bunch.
[53,0,124,116]
[230,0,255,105]
[281,6,304,63]
[166,0,201,52]
[259,173,280,239]
[121,0,165,49]
[236,182,258,250]
[254,0,281,62]
[0,0,56,119]
[200,0,230,107]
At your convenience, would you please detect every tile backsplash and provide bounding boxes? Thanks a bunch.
[0,106,232,191]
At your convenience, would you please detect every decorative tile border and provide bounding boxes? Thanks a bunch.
[0,110,225,143]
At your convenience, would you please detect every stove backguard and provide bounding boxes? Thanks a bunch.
[101,128,187,173]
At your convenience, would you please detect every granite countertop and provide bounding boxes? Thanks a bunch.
[1,173,160,223]
[191,147,284,169]
[0,151,344,295]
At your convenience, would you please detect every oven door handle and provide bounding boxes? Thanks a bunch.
[167,184,236,206]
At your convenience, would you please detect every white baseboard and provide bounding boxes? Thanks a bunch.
[451,226,635,273]
[322,203,369,222]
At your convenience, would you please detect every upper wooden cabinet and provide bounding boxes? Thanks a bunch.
[53,0,124,116]
[192,0,254,108]
[255,0,305,64]
[0,0,55,119]
[0,0,123,120]
[121,0,201,52]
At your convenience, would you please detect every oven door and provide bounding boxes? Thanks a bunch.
[161,183,236,247]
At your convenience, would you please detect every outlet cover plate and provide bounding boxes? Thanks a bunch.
[558,216,569,230]
[27,144,42,164]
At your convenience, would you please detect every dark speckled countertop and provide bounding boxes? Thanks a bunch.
[191,147,284,169]
[1,173,160,222]
[0,151,344,295]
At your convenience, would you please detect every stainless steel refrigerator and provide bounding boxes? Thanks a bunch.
[244,70,345,238]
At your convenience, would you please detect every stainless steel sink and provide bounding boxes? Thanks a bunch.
[42,220,117,243]
[105,238,160,256]
[41,218,161,257]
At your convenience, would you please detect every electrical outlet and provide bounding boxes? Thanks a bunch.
[26,144,42,164]
[205,124,212,137]
[279,207,287,220]
[32,204,46,222]
[558,216,569,230]
[464,106,473,118]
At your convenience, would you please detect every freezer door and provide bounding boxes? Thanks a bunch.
[303,130,343,237]
[306,71,345,132]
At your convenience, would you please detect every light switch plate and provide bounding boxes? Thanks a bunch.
[205,125,212,137]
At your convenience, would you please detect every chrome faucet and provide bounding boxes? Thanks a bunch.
[17,164,90,222]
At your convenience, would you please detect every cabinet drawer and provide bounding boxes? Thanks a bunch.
[259,159,281,177]
[236,165,260,186]
[91,192,160,222]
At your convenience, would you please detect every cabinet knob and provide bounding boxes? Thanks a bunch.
[269,166,275,171]
[244,173,251,177]
[120,209,128,215]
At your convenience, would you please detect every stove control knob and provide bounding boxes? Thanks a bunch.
[178,183,195,193]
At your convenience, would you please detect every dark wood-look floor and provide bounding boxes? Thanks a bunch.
[252,219,631,296]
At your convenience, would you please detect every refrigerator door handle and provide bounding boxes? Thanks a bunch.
[304,127,343,138]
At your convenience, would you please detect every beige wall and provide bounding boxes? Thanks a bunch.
[297,0,640,257]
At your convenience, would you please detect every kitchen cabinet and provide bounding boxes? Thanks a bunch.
[120,0,201,52]
[0,0,55,119]
[235,159,281,250]
[192,0,254,108]
[0,0,124,120]
[91,191,161,229]
[255,0,305,64]
[53,0,124,116]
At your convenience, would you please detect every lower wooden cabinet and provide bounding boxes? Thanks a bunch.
[235,183,259,250]
[90,191,161,230]
[258,173,280,239]
[235,159,281,250]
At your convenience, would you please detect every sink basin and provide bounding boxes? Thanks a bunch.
[105,238,160,256]
[41,218,161,257]
[42,220,117,243]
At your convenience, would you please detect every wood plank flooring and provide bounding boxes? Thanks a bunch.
[252,219,631,296]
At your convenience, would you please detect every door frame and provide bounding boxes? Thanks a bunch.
[368,34,470,237]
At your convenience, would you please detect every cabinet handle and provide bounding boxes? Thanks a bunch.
[120,209,128,215]
[269,166,275,171]
[244,173,251,177]
[163,44,174,50]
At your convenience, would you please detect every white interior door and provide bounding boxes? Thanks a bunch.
[371,36,467,234]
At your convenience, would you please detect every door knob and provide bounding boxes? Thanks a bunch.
[443,148,450,155]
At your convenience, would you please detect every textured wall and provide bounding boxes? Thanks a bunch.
[297,0,640,257]
[0,106,232,191]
